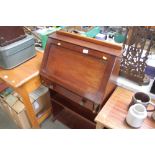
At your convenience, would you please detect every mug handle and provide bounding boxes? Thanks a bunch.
[147,102,155,112]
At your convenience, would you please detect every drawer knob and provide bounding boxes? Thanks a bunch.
[80,98,86,106]
[83,49,89,54]
[102,56,107,61]
[57,42,61,46]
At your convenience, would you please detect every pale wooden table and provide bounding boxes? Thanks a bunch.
[0,51,51,128]
[95,86,155,129]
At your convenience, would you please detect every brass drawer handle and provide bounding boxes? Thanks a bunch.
[57,42,61,46]
[102,56,107,61]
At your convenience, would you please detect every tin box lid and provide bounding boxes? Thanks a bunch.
[0,35,35,57]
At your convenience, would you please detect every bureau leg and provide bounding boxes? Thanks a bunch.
[51,109,64,122]
[51,100,64,122]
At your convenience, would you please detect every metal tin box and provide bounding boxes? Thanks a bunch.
[0,35,36,69]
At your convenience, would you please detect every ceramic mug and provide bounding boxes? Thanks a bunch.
[126,104,147,128]
[129,92,155,112]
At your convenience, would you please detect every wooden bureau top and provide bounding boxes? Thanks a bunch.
[49,31,123,57]
[95,86,155,129]
[0,51,43,88]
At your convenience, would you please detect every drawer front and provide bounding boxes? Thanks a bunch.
[50,38,110,61]
[41,76,96,112]
[53,84,95,112]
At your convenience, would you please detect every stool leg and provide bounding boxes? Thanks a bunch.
[16,86,40,128]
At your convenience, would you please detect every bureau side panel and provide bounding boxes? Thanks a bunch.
[101,57,121,106]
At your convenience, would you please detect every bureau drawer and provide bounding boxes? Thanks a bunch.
[41,76,97,112]
[50,38,110,61]
[53,84,95,112]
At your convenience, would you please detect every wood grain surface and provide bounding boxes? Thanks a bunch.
[51,31,122,57]
[41,32,122,105]
[95,87,155,129]
[0,51,43,88]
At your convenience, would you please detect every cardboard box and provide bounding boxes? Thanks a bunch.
[0,88,15,116]
[12,92,34,103]
[0,97,7,112]
[0,96,13,118]
[4,94,18,107]
[11,101,31,129]
[0,94,18,119]
[0,88,13,98]
[0,95,31,129]
[29,85,51,116]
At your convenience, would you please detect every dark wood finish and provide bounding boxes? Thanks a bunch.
[0,26,26,46]
[103,57,121,102]
[53,31,122,56]
[50,89,96,122]
[57,31,122,51]
[40,31,122,127]
[55,109,95,129]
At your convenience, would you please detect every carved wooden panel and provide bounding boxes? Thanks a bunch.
[120,26,155,85]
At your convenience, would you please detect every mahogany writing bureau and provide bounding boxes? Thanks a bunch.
[40,31,122,128]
